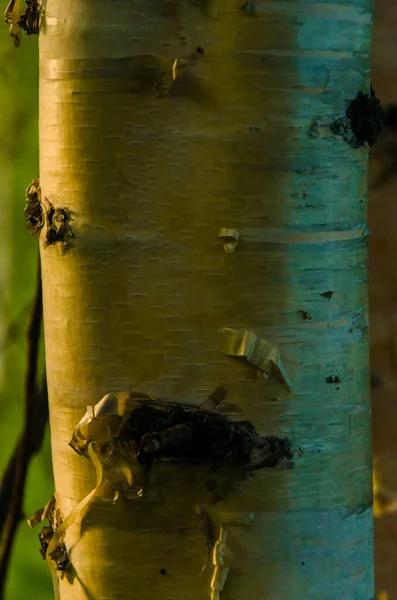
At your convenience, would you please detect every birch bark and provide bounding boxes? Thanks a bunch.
[39,1,374,598]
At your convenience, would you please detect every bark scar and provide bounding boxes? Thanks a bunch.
[330,87,383,148]
[69,390,301,502]
[24,178,74,250]
[116,397,295,471]
[195,506,230,600]
[24,178,44,235]
[43,200,74,249]
[27,495,71,578]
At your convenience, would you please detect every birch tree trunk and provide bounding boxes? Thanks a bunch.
[38,1,375,598]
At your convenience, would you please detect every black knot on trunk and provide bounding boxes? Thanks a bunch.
[117,403,296,471]
[346,87,383,148]
[331,87,384,148]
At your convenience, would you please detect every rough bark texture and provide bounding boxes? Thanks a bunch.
[39,1,374,598]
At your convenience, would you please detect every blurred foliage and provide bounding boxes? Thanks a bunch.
[0,19,53,600]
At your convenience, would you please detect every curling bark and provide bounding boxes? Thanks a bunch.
[38,1,374,598]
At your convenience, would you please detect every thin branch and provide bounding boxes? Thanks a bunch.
[0,257,48,598]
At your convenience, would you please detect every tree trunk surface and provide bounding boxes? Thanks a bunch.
[39,1,374,598]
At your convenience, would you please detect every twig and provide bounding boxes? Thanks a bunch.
[0,257,47,597]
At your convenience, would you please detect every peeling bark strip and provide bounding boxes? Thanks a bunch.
[210,526,230,600]
[331,87,384,148]
[70,391,297,473]
[4,0,22,46]
[18,0,40,35]
[24,178,43,235]
[28,496,70,576]
[18,0,41,36]
[24,178,74,249]
[222,328,291,389]
[44,205,73,249]
[217,228,239,253]
[3,0,40,46]
[33,391,301,595]
[196,507,230,600]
